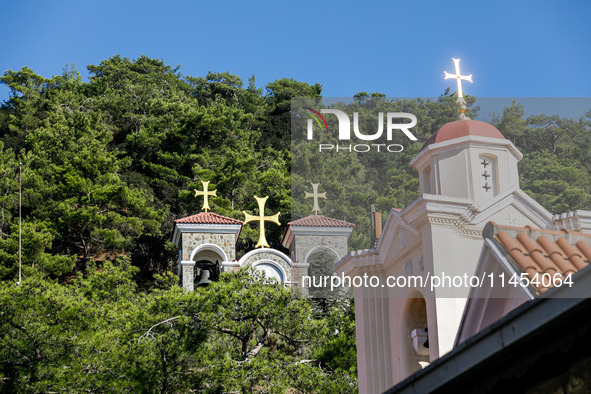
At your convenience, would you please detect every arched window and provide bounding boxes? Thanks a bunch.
[306,248,340,298]
[422,166,432,194]
[400,292,430,376]
[252,260,285,282]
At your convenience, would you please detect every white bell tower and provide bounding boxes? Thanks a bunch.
[411,118,523,205]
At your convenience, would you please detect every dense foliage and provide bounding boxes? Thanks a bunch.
[1,55,590,392]
[0,266,357,392]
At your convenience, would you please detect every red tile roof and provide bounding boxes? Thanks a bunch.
[421,119,506,151]
[174,212,243,225]
[486,222,591,294]
[288,215,355,228]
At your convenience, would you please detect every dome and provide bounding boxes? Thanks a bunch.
[421,119,506,151]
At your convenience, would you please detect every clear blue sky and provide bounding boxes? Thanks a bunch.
[1,0,590,101]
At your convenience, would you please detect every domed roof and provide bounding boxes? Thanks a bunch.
[421,119,505,151]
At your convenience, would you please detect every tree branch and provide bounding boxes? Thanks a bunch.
[241,328,268,362]
[213,326,245,342]
[137,316,180,344]
[295,359,318,365]
[273,330,308,344]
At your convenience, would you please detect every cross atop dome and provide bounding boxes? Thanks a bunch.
[444,58,473,119]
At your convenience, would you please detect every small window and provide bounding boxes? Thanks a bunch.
[423,166,432,194]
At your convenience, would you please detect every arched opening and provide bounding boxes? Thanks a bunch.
[189,243,227,263]
[306,247,340,298]
[237,249,292,284]
[194,259,220,286]
[422,166,432,194]
[400,291,430,377]
[252,260,286,282]
[190,244,226,287]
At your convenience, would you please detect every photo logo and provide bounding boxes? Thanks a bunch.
[304,107,329,133]
[304,108,418,153]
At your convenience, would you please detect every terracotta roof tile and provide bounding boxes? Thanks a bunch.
[288,215,355,228]
[497,231,527,254]
[487,222,591,295]
[421,119,506,151]
[576,240,591,262]
[174,212,243,225]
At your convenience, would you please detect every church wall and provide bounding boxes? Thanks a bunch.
[352,227,433,393]
[292,234,348,265]
[181,263,195,291]
[428,221,483,355]
[239,251,292,281]
[354,288,372,394]
[435,149,470,198]
[181,232,236,262]
[354,291,395,394]
[487,205,532,228]
[388,296,405,385]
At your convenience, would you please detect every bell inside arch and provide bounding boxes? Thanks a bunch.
[194,260,219,287]
[196,268,212,287]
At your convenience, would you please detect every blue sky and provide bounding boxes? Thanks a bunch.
[1,0,590,101]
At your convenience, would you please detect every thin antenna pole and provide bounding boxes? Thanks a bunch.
[18,162,22,285]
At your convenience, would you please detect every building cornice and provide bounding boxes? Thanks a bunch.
[171,223,242,245]
[410,135,523,170]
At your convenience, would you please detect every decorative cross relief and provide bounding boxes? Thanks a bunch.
[405,260,413,275]
[479,157,495,197]
[506,213,518,225]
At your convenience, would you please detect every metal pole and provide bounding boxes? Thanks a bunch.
[18,162,22,285]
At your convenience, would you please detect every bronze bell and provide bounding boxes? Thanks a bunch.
[196,268,212,287]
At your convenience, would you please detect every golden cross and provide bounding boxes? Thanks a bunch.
[243,196,280,248]
[444,58,473,99]
[194,180,217,212]
[305,183,327,215]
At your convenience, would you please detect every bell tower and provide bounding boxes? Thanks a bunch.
[335,58,557,393]
[411,118,522,205]
[282,183,355,291]
[171,180,243,291]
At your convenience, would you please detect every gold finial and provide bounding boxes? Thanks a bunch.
[243,196,280,248]
[305,183,327,215]
[194,180,217,212]
[444,58,473,119]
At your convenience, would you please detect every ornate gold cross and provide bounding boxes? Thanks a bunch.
[305,183,327,215]
[194,180,217,212]
[243,196,280,248]
[444,58,473,99]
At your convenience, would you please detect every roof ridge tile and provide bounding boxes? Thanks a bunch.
[175,212,244,225]
[488,221,591,294]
